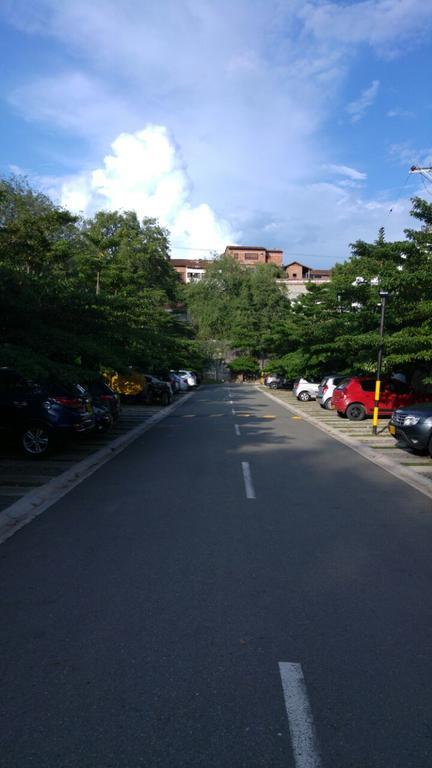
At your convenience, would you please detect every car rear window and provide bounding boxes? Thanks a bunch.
[335,378,351,389]
[360,380,376,392]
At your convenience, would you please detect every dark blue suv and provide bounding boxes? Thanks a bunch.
[0,369,95,457]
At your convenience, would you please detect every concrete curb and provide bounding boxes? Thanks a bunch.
[0,392,194,544]
[257,386,432,502]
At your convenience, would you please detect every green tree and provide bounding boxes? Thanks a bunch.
[186,255,291,370]
[0,176,79,276]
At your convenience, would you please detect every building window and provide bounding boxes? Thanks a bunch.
[245,253,259,260]
[292,272,297,278]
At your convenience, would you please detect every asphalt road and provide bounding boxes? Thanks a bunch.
[1,384,432,768]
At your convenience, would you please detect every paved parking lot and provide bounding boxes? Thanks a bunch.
[258,386,432,487]
[0,402,164,513]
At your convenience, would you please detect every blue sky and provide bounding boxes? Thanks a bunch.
[1,0,432,266]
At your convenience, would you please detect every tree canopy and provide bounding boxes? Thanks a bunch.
[186,198,432,381]
[0,176,207,382]
[2,175,432,385]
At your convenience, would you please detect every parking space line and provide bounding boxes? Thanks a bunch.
[235,424,240,436]
[278,662,322,768]
[241,461,255,499]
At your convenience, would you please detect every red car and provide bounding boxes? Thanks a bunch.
[332,376,429,421]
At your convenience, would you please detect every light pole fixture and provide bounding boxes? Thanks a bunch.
[372,290,389,435]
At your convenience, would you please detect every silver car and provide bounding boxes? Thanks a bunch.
[294,378,319,401]
[177,370,197,389]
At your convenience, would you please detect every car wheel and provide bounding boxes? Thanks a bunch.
[21,423,53,458]
[324,398,333,410]
[161,391,170,406]
[297,391,311,401]
[269,382,278,389]
[346,403,366,421]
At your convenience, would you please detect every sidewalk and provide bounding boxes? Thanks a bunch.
[258,386,432,501]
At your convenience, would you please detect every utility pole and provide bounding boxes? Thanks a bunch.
[409,166,432,174]
[372,290,389,435]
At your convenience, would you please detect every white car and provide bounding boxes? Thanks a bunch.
[317,375,345,409]
[170,371,189,391]
[177,370,197,389]
[294,378,319,401]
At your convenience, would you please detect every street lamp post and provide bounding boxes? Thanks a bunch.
[372,290,389,435]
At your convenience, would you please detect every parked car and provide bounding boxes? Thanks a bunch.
[0,369,95,457]
[87,378,121,421]
[170,371,188,392]
[106,369,149,402]
[317,375,345,409]
[294,378,320,401]
[177,370,198,389]
[264,374,293,390]
[75,383,114,433]
[389,403,432,456]
[144,375,173,406]
[157,372,181,394]
[332,376,430,421]
[91,401,114,433]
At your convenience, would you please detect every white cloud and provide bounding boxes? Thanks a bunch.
[387,108,414,118]
[9,71,139,140]
[59,126,236,257]
[298,0,432,54]
[389,143,432,167]
[2,0,430,266]
[325,164,367,181]
[268,182,413,264]
[346,80,380,123]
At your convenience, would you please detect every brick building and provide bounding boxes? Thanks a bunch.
[171,259,210,283]
[171,254,332,297]
[224,245,283,267]
[280,261,331,299]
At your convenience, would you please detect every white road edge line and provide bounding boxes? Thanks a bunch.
[235,424,241,436]
[258,386,432,502]
[279,662,322,768]
[241,461,255,499]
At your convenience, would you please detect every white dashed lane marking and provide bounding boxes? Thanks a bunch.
[279,662,322,768]
[241,461,255,499]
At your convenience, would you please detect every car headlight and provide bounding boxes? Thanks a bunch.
[423,418,432,428]
[403,416,420,426]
